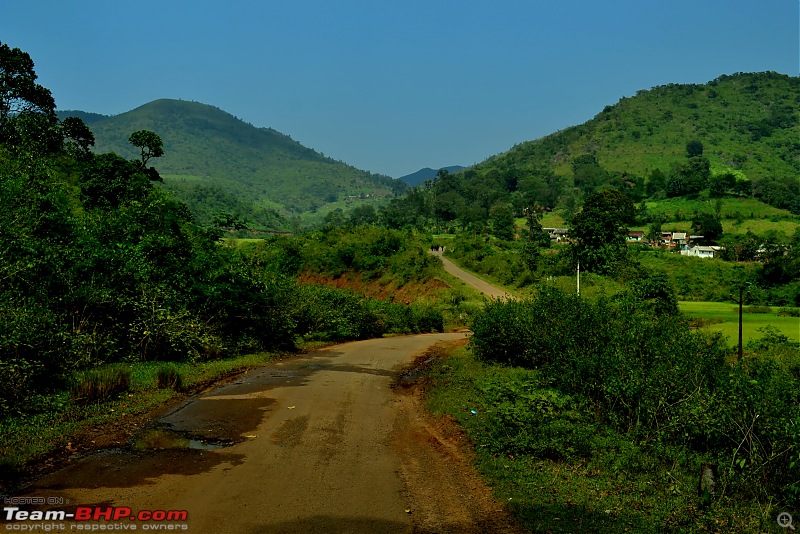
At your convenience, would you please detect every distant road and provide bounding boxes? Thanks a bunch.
[431,249,512,300]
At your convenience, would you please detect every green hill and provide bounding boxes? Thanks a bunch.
[59,99,406,228]
[382,72,799,235]
[482,72,798,182]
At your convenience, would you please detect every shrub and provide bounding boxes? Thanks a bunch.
[469,285,800,505]
[70,364,131,403]
[155,364,184,390]
[778,307,800,317]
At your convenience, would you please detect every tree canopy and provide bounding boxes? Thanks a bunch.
[569,188,635,273]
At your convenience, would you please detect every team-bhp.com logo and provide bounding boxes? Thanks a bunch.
[4,506,188,531]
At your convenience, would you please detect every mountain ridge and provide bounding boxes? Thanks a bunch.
[398,166,465,186]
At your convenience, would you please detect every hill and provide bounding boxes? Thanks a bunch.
[399,166,465,186]
[59,100,407,229]
[473,72,798,208]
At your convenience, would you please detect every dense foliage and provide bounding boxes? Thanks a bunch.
[470,287,800,507]
[0,42,440,415]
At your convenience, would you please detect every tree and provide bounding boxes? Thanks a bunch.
[646,168,667,197]
[490,203,515,241]
[79,153,151,209]
[0,41,56,132]
[569,188,635,273]
[60,116,95,160]
[628,271,678,316]
[572,154,608,195]
[685,139,704,158]
[128,130,164,170]
[646,221,663,244]
[348,204,378,226]
[667,156,710,197]
[709,172,736,198]
[692,213,723,243]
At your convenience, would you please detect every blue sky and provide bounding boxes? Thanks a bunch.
[3,0,798,177]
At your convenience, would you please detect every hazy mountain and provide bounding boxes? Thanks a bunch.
[398,166,465,186]
[58,99,407,228]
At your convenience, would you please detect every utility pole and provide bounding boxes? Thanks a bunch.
[731,285,750,362]
[577,261,581,296]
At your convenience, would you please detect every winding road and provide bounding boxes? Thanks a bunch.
[432,249,511,300]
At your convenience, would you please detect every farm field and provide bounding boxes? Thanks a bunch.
[679,300,799,346]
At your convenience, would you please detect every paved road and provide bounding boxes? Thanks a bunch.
[11,334,524,533]
[432,249,512,300]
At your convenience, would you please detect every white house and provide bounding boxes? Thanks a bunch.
[682,245,716,258]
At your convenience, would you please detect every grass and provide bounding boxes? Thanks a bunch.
[679,301,800,347]
[0,352,280,477]
[423,344,787,533]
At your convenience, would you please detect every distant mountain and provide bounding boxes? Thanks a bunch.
[56,110,109,125]
[399,166,465,186]
[58,99,407,228]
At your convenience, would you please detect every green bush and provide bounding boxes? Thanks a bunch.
[778,307,800,317]
[70,364,132,403]
[470,286,800,505]
[155,364,184,390]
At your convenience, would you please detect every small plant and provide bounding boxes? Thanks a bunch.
[70,364,131,403]
[155,364,184,390]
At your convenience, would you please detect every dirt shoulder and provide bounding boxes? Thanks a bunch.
[391,341,526,534]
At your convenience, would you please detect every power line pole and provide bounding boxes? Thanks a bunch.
[731,285,750,362]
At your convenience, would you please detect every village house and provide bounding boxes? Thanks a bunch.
[627,231,644,242]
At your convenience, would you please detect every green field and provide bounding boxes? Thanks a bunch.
[679,301,799,346]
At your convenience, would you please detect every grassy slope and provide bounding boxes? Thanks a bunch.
[481,72,799,184]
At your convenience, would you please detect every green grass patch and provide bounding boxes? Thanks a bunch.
[679,301,800,346]
[723,218,800,236]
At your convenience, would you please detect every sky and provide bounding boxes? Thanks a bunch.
[3,0,798,178]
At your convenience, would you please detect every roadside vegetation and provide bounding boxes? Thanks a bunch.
[425,286,800,532]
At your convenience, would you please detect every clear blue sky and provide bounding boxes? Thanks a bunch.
[3,0,798,178]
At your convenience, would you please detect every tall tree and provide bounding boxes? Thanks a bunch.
[0,41,56,128]
[691,213,723,244]
[569,188,635,273]
[128,130,164,169]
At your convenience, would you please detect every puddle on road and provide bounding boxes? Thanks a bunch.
[132,428,228,451]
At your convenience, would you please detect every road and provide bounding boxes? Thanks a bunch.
[431,249,511,300]
[8,334,524,533]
